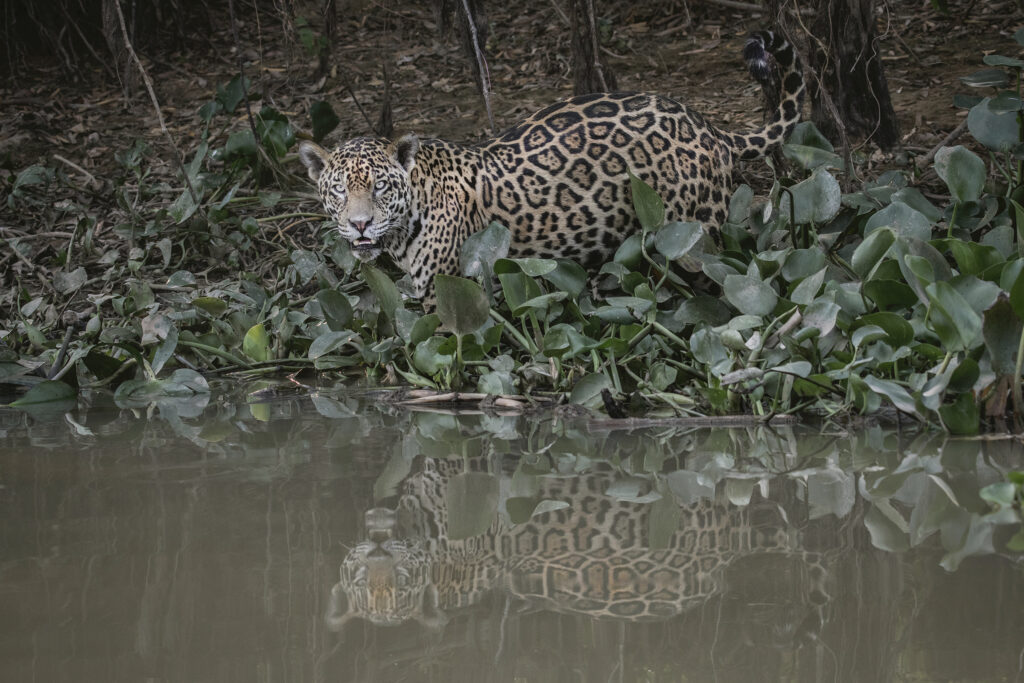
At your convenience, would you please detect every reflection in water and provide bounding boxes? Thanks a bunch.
[0,389,1022,682]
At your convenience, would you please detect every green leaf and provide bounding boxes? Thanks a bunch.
[167,142,209,223]
[151,324,178,375]
[308,330,356,360]
[959,68,1009,88]
[654,221,703,260]
[570,372,612,406]
[243,323,270,362]
[980,482,1017,507]
[779,167,842,225]
[787,121,835,151]
[192,297,228,316]
[317,289,354,331]
[790,267,826,305]
[512,291,568,317]
[933,146,986,203]
[852,227,896,279]
[864,202,932,241]
[446,473,499,540]
[857,312,914,347]
[990,92,1024,115]
[498,271,542,313]
[968,98,1020,152]
[926,281,982,351]
[983,55,1024,68]
[628,170,665,231]
[54,267,87,295]
[291,249,320,284]
[410,313,442,346]
[983,294,1023,376]
[361,262,403,320]
[413,337,454,375]
[863,376,920,417]
[8,380,77,407]
[494,257,558,277]
[613,233,643,268]
[541,259,588,297]
[1010,267,1024,320]
[769,360,812,377]
[939,392,979,435]
[933,239,1004,276]
[435,275,490,335]
[223,129,257,159]
[723,274,777,316]
[461,222,511,284]
[783,144,843,171]
[216,74,250,113]
[310,100,340,142]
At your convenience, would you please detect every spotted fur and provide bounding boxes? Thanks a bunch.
[300,31,804,306]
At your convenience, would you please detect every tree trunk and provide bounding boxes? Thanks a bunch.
[569,0,616,95]
[772,0,900,150]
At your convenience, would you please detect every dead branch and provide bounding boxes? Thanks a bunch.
[111,0,205,221]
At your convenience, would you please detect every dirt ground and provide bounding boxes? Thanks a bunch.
[1,0,1021,227]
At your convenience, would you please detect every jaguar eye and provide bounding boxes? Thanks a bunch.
[373,180,388,193]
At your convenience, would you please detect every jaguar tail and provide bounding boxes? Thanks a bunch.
[730,30,806,161]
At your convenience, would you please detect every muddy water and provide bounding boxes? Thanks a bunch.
[1,390,1022,683]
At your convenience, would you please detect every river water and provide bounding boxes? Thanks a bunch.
[1,387,1022,682]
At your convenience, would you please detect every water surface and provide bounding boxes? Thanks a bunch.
[1,388,1022,682]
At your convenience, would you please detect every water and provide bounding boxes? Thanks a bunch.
[1,387,1022,682]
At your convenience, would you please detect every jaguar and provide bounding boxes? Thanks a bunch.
[325,456,833,630]
[299,31,805,306]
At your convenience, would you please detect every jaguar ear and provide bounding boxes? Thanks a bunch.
[392,133,420,173]
[414,584,449,631]
[298,140,331,181]
[325,582,356,631]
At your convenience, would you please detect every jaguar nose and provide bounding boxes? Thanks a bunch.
[367,544,391,558]
[350,219,370,234]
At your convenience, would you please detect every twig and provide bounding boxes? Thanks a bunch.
[227,0,261,149]
[341,78,377,134]
[52,154,98,185]
[587,414,800,431]
[585,0,610,92]
[460,0,495,132]
[705,0,765,11]
[917,118,969,170]
[548,0,571,26]
[111,1,205,221]
[47,327,74,380]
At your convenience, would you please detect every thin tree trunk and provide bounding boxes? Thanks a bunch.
[771,0,900,150]
[569,0,616,95]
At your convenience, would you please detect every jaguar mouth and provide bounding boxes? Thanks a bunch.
[353,237,376,251]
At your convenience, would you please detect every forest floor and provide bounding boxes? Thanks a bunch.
[0,0,1021,316]
[3,0,1022,203]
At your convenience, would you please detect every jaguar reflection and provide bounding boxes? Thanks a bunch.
[326,455,840,632]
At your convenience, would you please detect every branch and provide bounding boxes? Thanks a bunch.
[460,0,495,132]
[112,0,205,220]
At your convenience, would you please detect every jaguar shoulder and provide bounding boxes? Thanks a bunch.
[300,31,804,306]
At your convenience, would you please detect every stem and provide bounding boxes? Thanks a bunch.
[1013,328,1024,422]
[651,321,689,350]
[490,310,538,354]
[178,340,252,368]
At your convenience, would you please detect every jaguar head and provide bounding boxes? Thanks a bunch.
[298,134,420,260]
[326,507,447,630]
